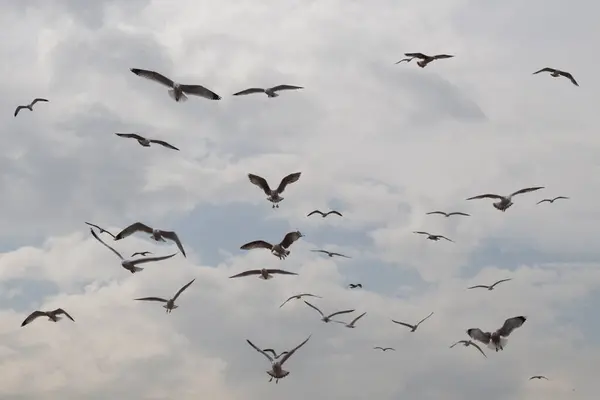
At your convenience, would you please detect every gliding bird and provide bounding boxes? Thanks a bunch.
[248,172,301,208]
[115,133,179,151]
[396,52,454,67]
[374,347,395,352]
[14,98,48,117]
[129,68,221,102]
[134,279,195,313]
[468,278,512,291]
[533,67,578,86]
[392,312,434,332]
[233,85,303,97]
[467,316,527,352]
[529,376,549,380]
[240,231,303,260]
[246,335,312,384]
[84,222,116,239]
[449,340,487,358]
[348,284,362,289]
[114,222,187,257]
[537,196,569,205]
[413,231,454,242]
[335,312,367,328]
[21,308,74,327]
[303,301,355,323]
[426,211,470,218]
[229,268,298,280]
[307,210,343,218]
[131,251,152,257]
[466,187,544,212]
[279,293,322,308]
[311,249,351,258]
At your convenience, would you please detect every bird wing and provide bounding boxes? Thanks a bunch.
[384,348,395,351]
[229,269,262,278]
[131,253,177,265]
[374,347,384,350]
[467,328,491,344]
[31,98,49,106]
[13,106,26,117]
[115,132,146,141]
[303,301,325,318]
[135,297,168,302]
[280,231,302,249]
[432,54,454,59]
[179,84,222,100]
[426,211,448,216]
[262,348,277,357]
[330,252,351,258]
[533,67,555,75]
[159,230,186,257]
[553,196,569,201]
[148,140,180,151]
[114,222,153,240]
[394,58,413,64]
[311,249,329,255]
[130,68,174,87]
[21,311,47,327]
[449,340,467,348]
[559,71,579,86]
[413,231,431,236]
[240,240,273,251]
[53,308,75,321]
[391,320,414,329]
[233,88,266,96]
[246,339,274,362]
[90,228,124,260]
[416,312,434,326]
[276,172,302,194]
[266,269,298,276]
[325,210,343,217]
[510,187,544,197]
[448,212,470,217]
[469,342,487,358]
[279,334,311,366]
[404,52,427,58]
[536,199,551,204]
[307,210,324,217]
[247,173,272,195]
[490,278,512,288]
[349,312,367,326]
[439,236,454,243]
[279,296,295,308]
[172,278,196,301]
[270,84,303,92]
[84,222,116,239]
[495,316,527,337]
[467,285,490,289]
[466,194,503,200]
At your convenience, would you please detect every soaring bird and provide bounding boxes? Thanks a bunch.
[335,312,367,328]
[89,228,176,273]
[467,316,527,352]
[229,268,298,280]
[311,249,351,258]
[84,222,116,239]
[466,186,544,212]
[248,172,301,208]
[279,293,322,308]
[392,312,434,332]
[529,375,549,381]
[240,231,303,260]
[348,283,362,289]
[449,340,487,358]
[233,85,303,97]
[303,301,355,323]
[114,222,187,257]
[413,231,454,242]
[14,98,49,117]
[307,210,343,218]
[246,335,311,384]
[537,196,569,205]
[134,279,195,313]
[374,347,395,352]
[114,133,179,151]
[131,251,152,257]
[533,67,578,86]
[426,211,470,218]
[261,349,289,359]
[129,68,221,102]
[468,278,512,291]
[396,52,454,67]
[21,308,74,327]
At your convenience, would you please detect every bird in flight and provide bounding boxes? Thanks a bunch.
[392,312,434,332]
[303,301,355,323]
[467,316,527,352]
[247,172,301,208]
[466,186,544,212]
[396,52,454,67]
[134,279,195,313]
[131,251,152,257]
[229,268,298,280]
[537,196,569,205]
[335,312,367,328]
[348,283,362,289]
[240,231,303,260]
[449,340,487,358]
[233,85,303,98]
[21,308,74,327]
[307,210,343,218]
[246,335,311,384]
[374,347,395,352]
[14,98,49,117]
[426,211,470,218]
[279,293,322,308]
[529,375,549,381]
[311,249,351,258]
[129,68,221,102]
[533,67,578,86]
[85,222,116,239]
[413,231,454,242]
[468,278,512,291]
[114,222,187,257]
[114,133,179,151]
[89,228,176,273]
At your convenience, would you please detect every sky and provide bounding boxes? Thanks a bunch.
[0,0,598,399]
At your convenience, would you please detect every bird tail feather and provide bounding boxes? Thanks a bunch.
[168,89,188,102]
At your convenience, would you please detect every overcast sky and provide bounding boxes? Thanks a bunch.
[0,0,598,399]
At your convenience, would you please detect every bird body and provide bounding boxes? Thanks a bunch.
[413,231,454,242]
[135,279,195,313]
[21,308,74,327]
[115,133,179,151]
[533,67,578,86]
[304,301,355,323]
[114,222,186,257]
[233,85,303,97]
[468,278,512,291]
[392,312,434,332]
[307,210,343,218]
[396,52,454,67]
[467,316,527,352]
[229,268,298,280]
[466,187,544,211]
[14,98,48,117]
[246,335,311,383]
[130,68,221,102]
[240,231,303,260]
[248,172,301,208]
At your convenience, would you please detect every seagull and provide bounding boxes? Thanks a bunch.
[335,312,367,328]
[311,249,351,258]
[21,308,74,327]
[374,347,395,352]
[14,98,49,117]
[391,312,434,332]
[426,211,470,218]
[348,284,362,289]
[396,52,454,67]
[134,279,195,313]
[303,301,355,323]
[248,172,301,208]
[129,68,221,102]
[246,335,311,384]
[131,251,153,257]
[89,228,176,273]
[114,133,179,151]
[467,316,527,352]
[537,196,569,205]
[114,222,186,257]
[466,186,544,212]
[413,231,454,242]
[533,67,578,86]
[229,268,298,280]
[449,340,487,358]
[240,231,303,260]
[468,278,512,291]
[307,210,343,218]
[262,349,289,359]
[84,222,116,239]
[529,375,549,381]
[279,293,322,308]
[233,85,303,98]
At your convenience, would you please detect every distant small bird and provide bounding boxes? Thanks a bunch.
[240,231,303,260]
[449,340,487,358]
[466,186,544,212]
[392,312,434,332]
[426,211,470,218]
[114,222,186,257]
[348,284,362,289]
[262,349,289,359]
[229,268,298,280]
[533,67,578,86]
[396,52,454,67]
[84,222,116,239]
[311,249,351,258]
[374,347,395,352]
[537,196,569,205]
[233,85,303,97]
[129,68,221,102]
[529,375,549,381]
[307,210,343,218]
[247,335,311,384]
[335,312,367,328]
[303,301,355,323]
[14,98,49,117]
[279,293,322,308]
[115,133,179,151]
[468,278,512,291]
[21,308,74,327]
[467,316,527,352]
[248,172,301,208]
[131,251,152,257]
[135,279,195,313]
[413,231,454,242]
